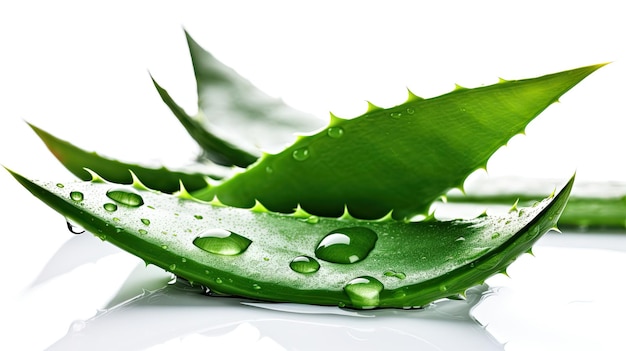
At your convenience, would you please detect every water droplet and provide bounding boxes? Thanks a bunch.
[69,320,86,332]
[138,229,148,235]
[194,215,203,220]
[406,107,415,114]
[265,166,273,174]
[66,219,85,234]
[390,112,402,119]
[343,276,384,309]
[292,147,310,161]
[161,244,168,250]
[103,203,118,212]
[141,218,150,226]
[327,126,344,138]
[455,236,466,242]
[252,283,261,290]
[304,215,319,224]
[106,188,144,207]
[215,277,223,284]
[315,227,377,264]
[70,191,84,202]
[193,228,252,256]
[491,232,501,239]
[289,255,320,274]
[169,264,176,271]
[56,183,64,188]
[383,270,406,279]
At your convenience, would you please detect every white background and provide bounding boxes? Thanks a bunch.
[1,1,625,350]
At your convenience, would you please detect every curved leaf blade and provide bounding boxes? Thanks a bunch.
[7,169,573,309]
[200,64,604,220]
[151,77,259,167]
[28,123,212,193]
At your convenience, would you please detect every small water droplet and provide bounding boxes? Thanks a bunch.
[406,107,415,114]
[455,236,466,242]
[106,188,144,207]
[66,219,85,234]
[70,191,84,202]
[327,126,344,138]
[215,277,223,284]
[383,270,406,280]
[161,244,168,250]
[181,257,187,263]
[292,147,310,161]
[138,229,148,235]
[265,166,273,174]
[193,228,252,256]
[56,183,64,188]
[141,218,150,225]
[390,112,402,119]
[169,264,176,271]
[69,320,86,332]
[289,255,320,274]
[315,227,378,264]
[343,276,384,309]
[491,232,501,239]
[103,203,118,212]
[304,215,319,224]
[194,214,203,220]
[252,283,261,290]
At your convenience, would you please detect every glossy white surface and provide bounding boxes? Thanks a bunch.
[1,1,625,350]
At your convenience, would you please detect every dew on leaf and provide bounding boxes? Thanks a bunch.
[70,191,84,202]
[141,218,150,226]
[138,229,148,235]
[390,112,402,119]
[103,203,118,212]
[289,255,320,274]
[406,107,415,114]
[106,188,144,207]
[194,215,203,220]
[315,227,377,264]
[383,270,406,280]
[252,284,261,290]
[292,147,310,161]
[193,228,252,256]
[169,264,176,271]
[66,219,85,234]
[343,276,384,309]
[56,183,64,188]
[327,126,344,138]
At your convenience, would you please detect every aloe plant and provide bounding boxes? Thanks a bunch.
[5,31,606,309]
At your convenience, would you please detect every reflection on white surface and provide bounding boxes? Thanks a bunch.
[3,229,625,350]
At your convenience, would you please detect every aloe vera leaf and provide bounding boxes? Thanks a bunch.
[446,178,626,229]
[154,31,323,166]
[151,77,258,168]
[7,168,573,309]
[28,123,213,193]
[196,64,604,220]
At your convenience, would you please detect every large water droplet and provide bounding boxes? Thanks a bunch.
[193,228,252,256]
[315,227,377,264]
[327,127,344,139]
[344,276,384,309]
[292,147,310,161]
[289,255,320,274]
[103,203,118,212]
[70,191,84,202]
[106,188,144,207]
[66,219,85,234]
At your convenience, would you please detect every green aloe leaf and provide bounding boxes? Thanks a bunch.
[7,169,573,309]
[28,123,213,193]
[152,31,323,167]
[197,64,605,220]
